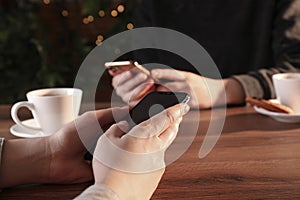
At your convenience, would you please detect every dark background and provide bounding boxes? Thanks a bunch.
[0,0,138,104]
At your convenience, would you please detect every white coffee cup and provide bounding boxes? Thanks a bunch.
[11,88,82,135]
[272,73,300,114]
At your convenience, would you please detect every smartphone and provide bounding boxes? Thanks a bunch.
[104,61,150,76]
[125,91,190,128]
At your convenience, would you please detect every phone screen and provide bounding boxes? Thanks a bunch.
[125,92,190,128]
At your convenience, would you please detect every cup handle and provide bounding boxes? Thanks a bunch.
[11,101,42,131]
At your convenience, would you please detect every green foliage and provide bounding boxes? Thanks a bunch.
[0,2,88,103]
[0,0,137,104]
[0,3,43,103]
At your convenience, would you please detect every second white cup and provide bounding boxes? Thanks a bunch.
[272,73,300,114]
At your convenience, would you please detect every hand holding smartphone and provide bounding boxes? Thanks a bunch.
[105,60,159,101]
[84,91,189,160]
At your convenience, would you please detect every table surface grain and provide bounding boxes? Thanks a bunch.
[0,104,300,200]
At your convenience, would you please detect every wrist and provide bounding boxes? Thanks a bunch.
[0,137,49,188]
[224,78,246,105]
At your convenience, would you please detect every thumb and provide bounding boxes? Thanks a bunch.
[104,121,129,138]
[151,69,186,81]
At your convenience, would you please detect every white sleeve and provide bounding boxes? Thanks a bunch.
[0,138,4,192]
[74,184,120,200]
[0,138,4,167]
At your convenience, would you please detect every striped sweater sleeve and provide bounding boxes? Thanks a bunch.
[233,0,300,99]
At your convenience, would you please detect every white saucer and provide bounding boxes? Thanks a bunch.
[10,119,50,138]
[254,99,300,123]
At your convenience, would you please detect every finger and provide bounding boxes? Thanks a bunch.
[121,82,154,104]
[158,117,182,145]
[128,104,187,138]
[158,124,179,148]
[126,81,155,102]
[117,73,150,96]
[74,108,129,153]
[112,70,149,90]
[105,121,129,138]
[151,69,186,81]
[112,71,133,88]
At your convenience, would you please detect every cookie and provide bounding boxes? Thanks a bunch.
[245,96,294,114]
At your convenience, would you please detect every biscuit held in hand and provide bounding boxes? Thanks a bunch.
[245,96,294,114]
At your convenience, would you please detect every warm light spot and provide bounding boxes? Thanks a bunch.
[97,35,104,42]
[111,10,118,17]
[127,23,134,30]
[96,40,102,46]
[61,10,69,17]
[82,18,89,24]
[98,10,105,17]
[114,48,121,54]
[87,15,94,22]
[43,0,50,5]
[117,5,125,13]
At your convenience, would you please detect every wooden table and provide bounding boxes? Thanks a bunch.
[0,104,300,199]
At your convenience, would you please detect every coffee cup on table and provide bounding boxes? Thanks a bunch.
[11,88,82,136]
[272,73,300,114]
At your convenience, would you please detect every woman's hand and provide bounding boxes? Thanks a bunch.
[111,68,245,109]
[112,70,155,106]
[151,69,245,109]
[152,69,221,108]
[92,104,190,200]
[45,107,128,184]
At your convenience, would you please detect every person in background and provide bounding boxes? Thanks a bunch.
[0,104,190,199]
[112,0,300,109]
